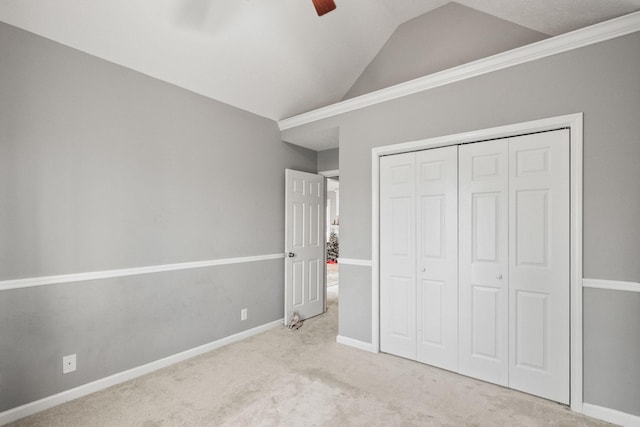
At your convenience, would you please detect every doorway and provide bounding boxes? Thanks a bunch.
[326,176,339,303]
[319,174,340,310]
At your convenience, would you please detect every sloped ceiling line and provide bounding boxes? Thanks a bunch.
[279,11,640,151]
[0,0,639,121]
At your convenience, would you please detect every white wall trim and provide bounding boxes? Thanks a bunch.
[336,335,377,353]
[338,258,373,267]
[582,403,640,427]
[583,278,640,293]
[0,254,285,292]
[278,12,640,131]
[570,114,584,413]
[0,319,283,426]
[319,169,340,177]
[371,113,584,411]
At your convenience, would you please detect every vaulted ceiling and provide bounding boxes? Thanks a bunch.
[1,0,639,121]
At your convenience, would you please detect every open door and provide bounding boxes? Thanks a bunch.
[285,169,325,323]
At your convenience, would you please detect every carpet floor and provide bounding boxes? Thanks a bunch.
[10,289,610,426]
[327,263,339,288]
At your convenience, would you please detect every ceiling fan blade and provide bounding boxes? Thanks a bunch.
[312,0,336,16]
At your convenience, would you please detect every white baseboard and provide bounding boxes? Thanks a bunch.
[582,403,640,427]
[336,335,377,353]
[0,319,283,426]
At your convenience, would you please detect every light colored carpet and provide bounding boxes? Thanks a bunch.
[327,263,339,288]
[10,290,610,427]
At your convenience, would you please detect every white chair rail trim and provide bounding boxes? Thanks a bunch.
[583,278,640,293]
[338,258,373,267]
[0,253,285,292]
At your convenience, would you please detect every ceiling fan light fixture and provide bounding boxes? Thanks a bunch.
[312,0,336,16]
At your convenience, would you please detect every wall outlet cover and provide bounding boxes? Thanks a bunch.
[63,354,76,374]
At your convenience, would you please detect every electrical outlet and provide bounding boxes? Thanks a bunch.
[63,354,76,374]
[241,308,248,321]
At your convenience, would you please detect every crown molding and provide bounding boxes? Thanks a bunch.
[278,11,640,131]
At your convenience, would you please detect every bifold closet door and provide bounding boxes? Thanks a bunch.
[459,130,570,404]
[458,140,510,386]
[415,147,458,371]
[380,147,458,369]
[508,130,569,404]
[380,152,417,360]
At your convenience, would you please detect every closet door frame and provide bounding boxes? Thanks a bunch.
[371,113,584,412]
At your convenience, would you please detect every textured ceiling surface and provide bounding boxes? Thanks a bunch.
[1,0,639,120]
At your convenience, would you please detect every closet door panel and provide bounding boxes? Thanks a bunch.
[508,130,570,404]
[416,146,458,371]
[459,140,509,386]
[380,152,417,359]
[379,129,570,404]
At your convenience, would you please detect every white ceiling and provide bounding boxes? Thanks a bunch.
[1,0,639,121]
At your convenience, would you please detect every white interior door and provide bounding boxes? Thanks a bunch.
[285,169,325,322]
[416,146,458,371]
[380,152,417,359]
[459,140,509,386]
[508,130,570,404]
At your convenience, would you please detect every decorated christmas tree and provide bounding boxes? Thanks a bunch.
[327,231,339,263]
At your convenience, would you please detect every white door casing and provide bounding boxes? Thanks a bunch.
[508,130,570,404]
[380,152,417,359]
[285,169,325,322]
[458,139,510,386]
[416,146,459,371]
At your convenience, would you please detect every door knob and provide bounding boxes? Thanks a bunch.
[496,273,503,279]
[421,268,426,273]
[287,252,296,258]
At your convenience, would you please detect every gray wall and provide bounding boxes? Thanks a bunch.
[317,148,339,172]
[0,22,316,412]
[584,288,640,416]
[344,2,548,99]
[284,32,640,415]
[338,264,371,341]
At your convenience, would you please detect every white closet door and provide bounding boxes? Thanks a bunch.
[508,130,570,404]
[416,146,458,371]
[459,140,509,386]
[380,152,417,359]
